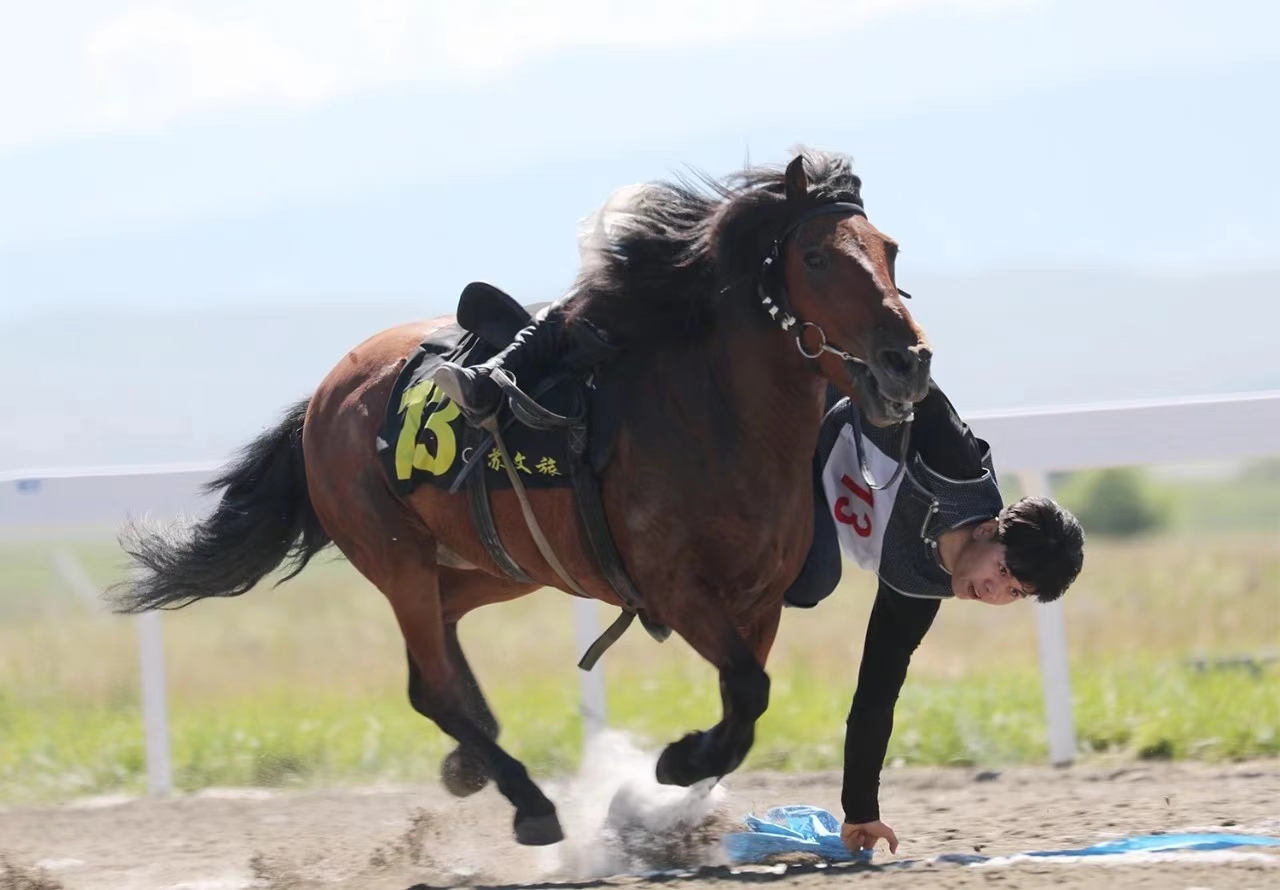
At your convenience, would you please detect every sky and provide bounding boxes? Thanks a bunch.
[2,0,1279,469]
[5,0,1278,258]
[4,0,1278,153]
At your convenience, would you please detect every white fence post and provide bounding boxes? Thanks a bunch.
[1015,470,1077,766]
[135,575,174,796]
[573,597,607,740]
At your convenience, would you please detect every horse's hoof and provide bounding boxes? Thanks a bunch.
[514,812,564,846]
[655,732,706,787]
[441,747,489,798]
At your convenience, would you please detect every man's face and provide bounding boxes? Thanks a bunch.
[950,520,1033,605]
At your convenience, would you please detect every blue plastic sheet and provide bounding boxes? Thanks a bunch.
[721,805,874,865]
[722,805,1280,867]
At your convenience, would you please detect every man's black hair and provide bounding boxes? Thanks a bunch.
[997,496,1085,603]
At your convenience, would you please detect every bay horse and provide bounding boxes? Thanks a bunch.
[107,149,931,846]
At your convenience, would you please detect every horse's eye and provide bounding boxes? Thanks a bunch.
[803,249,827,271]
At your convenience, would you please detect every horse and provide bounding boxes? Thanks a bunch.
[107,148,932,847]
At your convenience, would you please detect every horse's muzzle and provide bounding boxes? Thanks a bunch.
[850,342,931,427]
[874,342,931,401]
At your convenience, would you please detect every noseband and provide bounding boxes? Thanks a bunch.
[756,200,912,491]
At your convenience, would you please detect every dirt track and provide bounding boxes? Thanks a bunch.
[1,738,1278,890]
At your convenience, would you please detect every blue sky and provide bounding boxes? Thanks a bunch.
[2,0,1279,468]
[4,0,1278,261]
[7,0,1272,151]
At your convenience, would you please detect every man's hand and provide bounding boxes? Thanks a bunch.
[841,820,899,855]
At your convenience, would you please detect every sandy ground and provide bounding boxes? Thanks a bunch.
[1,736,1278,890]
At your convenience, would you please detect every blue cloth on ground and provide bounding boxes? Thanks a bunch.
[721,805,874,865]
[721,806,1280,867]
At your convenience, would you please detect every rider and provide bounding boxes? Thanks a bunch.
[784,380,1086,857]
[430,301,578,427]
[429,185,647,426]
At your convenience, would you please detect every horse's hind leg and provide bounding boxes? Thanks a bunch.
[424,568,540,798]
[333,514,562,844]
[390,555,562,845]
[302,352,558,843]
[654,604,781,788]
[405,628,493,798]
[407,622,498,798]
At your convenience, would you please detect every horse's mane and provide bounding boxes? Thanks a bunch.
[564,147,864,348]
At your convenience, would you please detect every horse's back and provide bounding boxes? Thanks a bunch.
[315,316,450,400]
[305,316,454,462]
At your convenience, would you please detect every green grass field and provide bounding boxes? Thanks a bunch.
[1,490,1276,805]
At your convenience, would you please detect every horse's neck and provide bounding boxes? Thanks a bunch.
[628,321,827,500]
[604,317,828,604]
[714,326,826,474]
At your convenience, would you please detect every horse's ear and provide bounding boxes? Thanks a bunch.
[784,156,808,202]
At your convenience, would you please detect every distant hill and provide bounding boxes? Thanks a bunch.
[2,266,1277,472]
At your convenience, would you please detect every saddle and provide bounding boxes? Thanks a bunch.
[447,282,624,477]
[381,281,670,668]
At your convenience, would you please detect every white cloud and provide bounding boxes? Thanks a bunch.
[67,0,1028,137]
[85,6,337,127]
[369,0,1030,76]
[0,0,1274,152]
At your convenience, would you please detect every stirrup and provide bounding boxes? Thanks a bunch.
[489,368,583,431]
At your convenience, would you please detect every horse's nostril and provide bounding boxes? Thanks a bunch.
[879,348,915,378]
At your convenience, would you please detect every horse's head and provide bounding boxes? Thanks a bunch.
[754,155,931,427]
[566,149,931,426]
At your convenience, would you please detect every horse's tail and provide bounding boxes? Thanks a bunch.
[107,397,331,614]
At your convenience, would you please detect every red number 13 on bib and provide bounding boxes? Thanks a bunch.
[834,473,874,537]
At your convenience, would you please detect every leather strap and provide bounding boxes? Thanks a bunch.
[464,424,535,584]
[482,415,593,600]
[568,430,646,615]
[458,366,668,670]
[577,609,635,671]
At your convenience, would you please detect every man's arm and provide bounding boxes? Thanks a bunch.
[909,379,989,479]
[841,582,939,825]
[839,378,985,842]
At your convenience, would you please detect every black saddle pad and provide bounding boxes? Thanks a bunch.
[375,323,587,495]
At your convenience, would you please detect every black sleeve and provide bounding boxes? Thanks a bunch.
[907,379,987,481]
[839,379,980,823]
[841,581,940,824]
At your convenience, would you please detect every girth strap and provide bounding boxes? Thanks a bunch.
[567,433,648,618]
[567,386,670,669]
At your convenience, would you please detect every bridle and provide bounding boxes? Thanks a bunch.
[756,201,869,359]
[756,199,913,491]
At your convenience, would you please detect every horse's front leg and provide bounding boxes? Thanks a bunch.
[654,602,781,787]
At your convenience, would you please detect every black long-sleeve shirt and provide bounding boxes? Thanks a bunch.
[841,584,939,822]
[845,382,989,822]
[788,381,993,824]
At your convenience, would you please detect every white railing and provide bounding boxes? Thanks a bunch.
[2,390,1279,794]
[966,389,1280,765]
